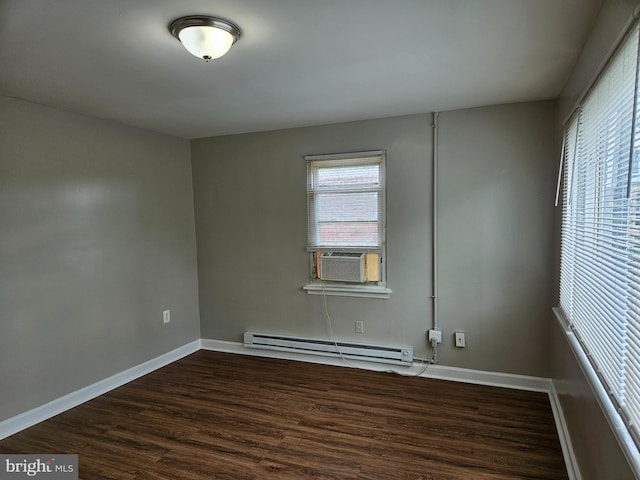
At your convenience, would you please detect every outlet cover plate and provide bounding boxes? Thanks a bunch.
[428,329,442,344]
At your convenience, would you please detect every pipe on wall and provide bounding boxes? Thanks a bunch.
[431,111,440,361]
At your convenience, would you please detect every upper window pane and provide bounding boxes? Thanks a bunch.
[306,151,385,250]
[316,164,380,189]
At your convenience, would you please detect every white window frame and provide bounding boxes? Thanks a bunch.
[558,20,640,472]
[303,150,391,299]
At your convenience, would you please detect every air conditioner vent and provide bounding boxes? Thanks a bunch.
[320,252,365,283]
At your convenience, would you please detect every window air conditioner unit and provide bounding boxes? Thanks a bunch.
[319,252,365,283]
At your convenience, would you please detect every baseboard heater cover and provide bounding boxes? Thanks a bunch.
[243,332,413,366]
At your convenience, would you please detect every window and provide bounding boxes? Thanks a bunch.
[303,150,390,298]
[559,23,640,449]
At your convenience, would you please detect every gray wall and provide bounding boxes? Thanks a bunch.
[0,96,201,421]
[552,0,639,478]
[192,101,557,377]
[437,102,557,375]
[192,115,433,347]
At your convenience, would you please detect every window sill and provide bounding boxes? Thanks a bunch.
[552,307,640,476]
[303,283,391,299]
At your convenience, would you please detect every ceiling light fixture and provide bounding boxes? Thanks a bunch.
[169,15,241,62]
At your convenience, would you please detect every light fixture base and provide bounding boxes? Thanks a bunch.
[169,15,241,44]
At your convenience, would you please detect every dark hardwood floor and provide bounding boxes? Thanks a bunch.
[0,351,568,479]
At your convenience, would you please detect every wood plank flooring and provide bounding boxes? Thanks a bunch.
[0,351,568,479]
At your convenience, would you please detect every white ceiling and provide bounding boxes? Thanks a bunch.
[0,0,602,139]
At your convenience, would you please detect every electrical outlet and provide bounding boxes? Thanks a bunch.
[163,309,171,324]
[355,320,364,334]
[428,329,442,344]
[455,332,466,348]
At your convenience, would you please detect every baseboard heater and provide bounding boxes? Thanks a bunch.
[243,332,413,366]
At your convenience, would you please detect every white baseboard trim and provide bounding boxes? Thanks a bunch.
[0,339,201,440]
[549,381,582,480]
[424,364,551,392]
[201,338,552,392]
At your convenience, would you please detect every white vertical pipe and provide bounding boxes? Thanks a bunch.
[432,112,440,332]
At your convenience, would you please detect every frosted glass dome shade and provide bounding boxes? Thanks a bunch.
[179,26,234,61]
[169,16,241,62]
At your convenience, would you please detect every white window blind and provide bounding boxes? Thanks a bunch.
[306,151,385,251]
[559,23,640,446]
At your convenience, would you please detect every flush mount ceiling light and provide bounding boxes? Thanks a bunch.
[169,15,241,62]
